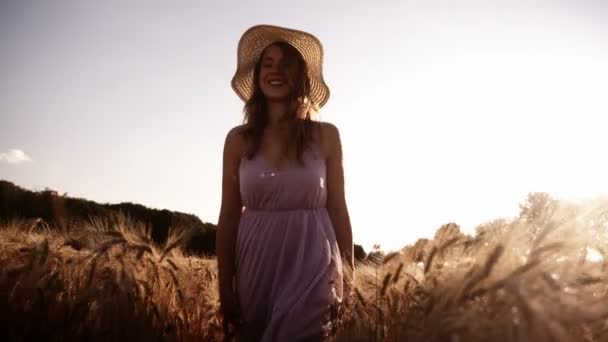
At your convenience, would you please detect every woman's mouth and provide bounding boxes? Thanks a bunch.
[267,78,286,87]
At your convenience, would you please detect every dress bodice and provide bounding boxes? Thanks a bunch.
[239,147,327,211]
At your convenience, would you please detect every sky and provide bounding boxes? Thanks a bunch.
[1,0,607,252]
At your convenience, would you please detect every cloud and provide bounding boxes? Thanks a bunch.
[0,149,32,164]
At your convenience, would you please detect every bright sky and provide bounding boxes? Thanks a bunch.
[1,0,607,252]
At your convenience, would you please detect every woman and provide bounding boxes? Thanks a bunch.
[216,24,354,341]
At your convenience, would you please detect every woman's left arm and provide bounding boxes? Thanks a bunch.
[324,123,354,271]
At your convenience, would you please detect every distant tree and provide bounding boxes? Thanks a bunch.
[185,225,217,256]
[433,222,466,243]
[518,192,557,224]
[0,179,369,257]
[354,244,366,263]
[0,180,215,253]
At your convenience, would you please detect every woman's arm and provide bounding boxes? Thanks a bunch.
[324,123,354,271]
[216,127,244,309]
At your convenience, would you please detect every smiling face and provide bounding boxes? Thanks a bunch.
[257,43,303,102]
[243,42,315,161]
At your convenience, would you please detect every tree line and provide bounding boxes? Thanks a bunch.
[0,180,367,259]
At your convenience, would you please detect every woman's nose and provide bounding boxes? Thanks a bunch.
[272,66,284,74]
[270,62,286,73]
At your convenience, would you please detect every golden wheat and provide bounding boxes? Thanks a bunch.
[1,197,608,340]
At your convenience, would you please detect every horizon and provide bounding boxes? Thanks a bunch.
[1,0,607,252]
[4,177,603,254]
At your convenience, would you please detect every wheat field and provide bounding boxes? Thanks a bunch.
[1,195,608,341]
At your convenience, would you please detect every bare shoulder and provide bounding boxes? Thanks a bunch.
[312,121,341,159]
[224,124,247,158]
[319,121,339,135]
[226,124,246,140]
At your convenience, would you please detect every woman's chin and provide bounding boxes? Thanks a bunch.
[264,93,291,103]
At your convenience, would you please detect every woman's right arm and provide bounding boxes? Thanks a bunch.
[216,127,244,313]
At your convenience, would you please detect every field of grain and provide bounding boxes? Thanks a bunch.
[1,195,608,341]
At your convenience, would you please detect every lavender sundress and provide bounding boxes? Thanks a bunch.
[235,145,343,341]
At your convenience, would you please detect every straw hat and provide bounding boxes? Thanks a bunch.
[231,24,330,109]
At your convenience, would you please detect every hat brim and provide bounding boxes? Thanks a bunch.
[231,25,330,109]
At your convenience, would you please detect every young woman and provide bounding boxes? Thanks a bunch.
[216,24,354,341]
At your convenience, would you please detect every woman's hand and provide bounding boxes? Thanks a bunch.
[219,289,241,338]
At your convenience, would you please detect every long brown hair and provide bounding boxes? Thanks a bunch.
[241,42,317,165]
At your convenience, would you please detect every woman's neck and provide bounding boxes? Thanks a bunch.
[266,100,289,127]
